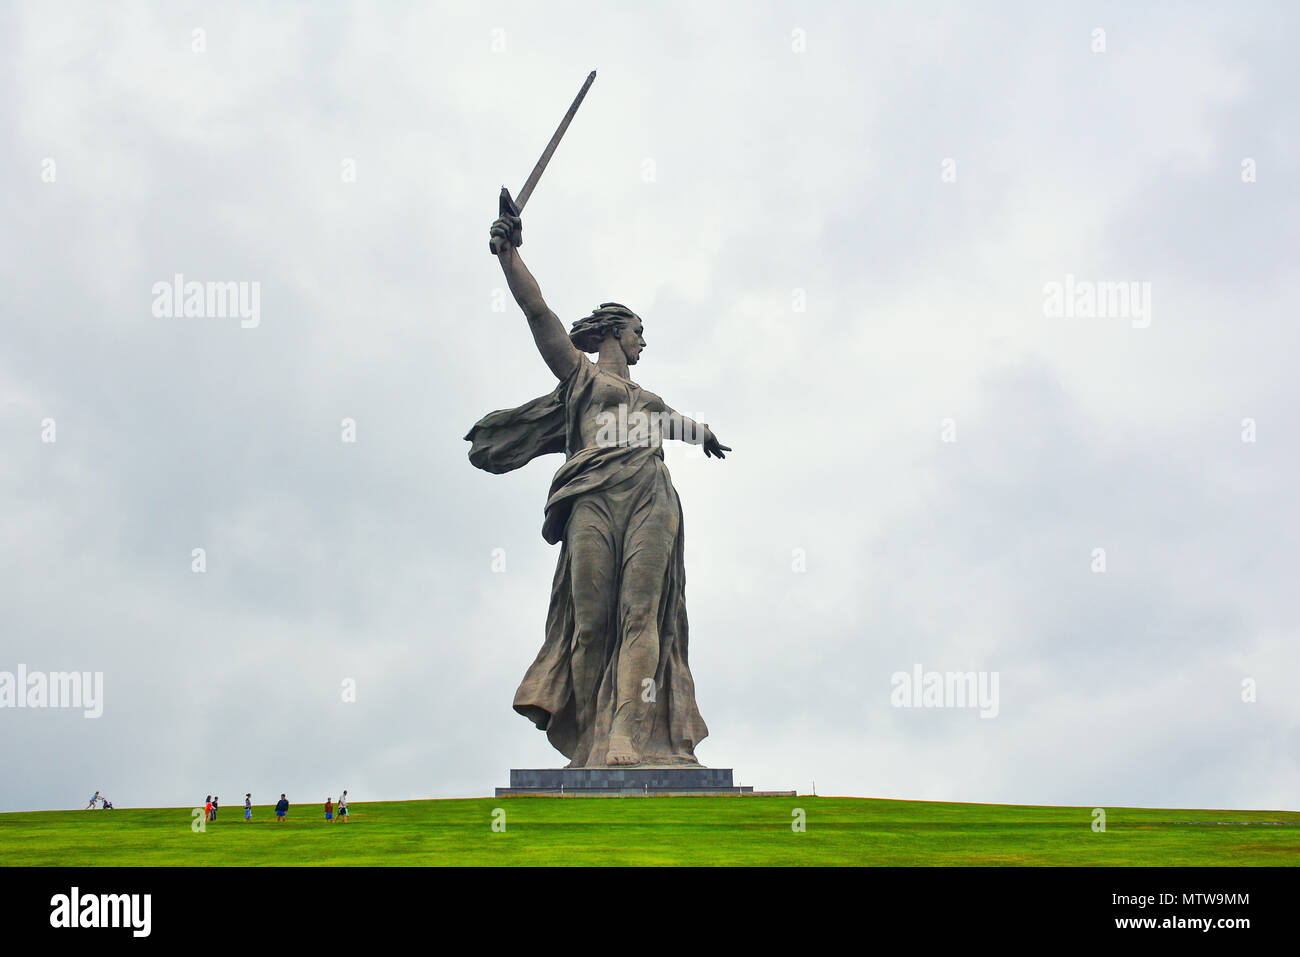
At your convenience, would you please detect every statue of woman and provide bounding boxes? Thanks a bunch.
[466,213,731,768]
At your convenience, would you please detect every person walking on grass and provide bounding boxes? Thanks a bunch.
[85,791,101,810]
[244,793,252,821]
[337,790,348,823]
[204,795,213,821]
[211,795,219,821]
[275,793,289,823]
[325,797,333,822]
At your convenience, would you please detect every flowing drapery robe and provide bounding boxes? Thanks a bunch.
[465,357,708,766]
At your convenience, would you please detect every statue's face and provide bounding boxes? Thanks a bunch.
[618,319,646,365]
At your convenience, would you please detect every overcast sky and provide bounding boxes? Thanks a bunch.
[2,1,1296,813]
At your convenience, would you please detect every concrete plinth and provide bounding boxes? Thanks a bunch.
[496,766,755,796]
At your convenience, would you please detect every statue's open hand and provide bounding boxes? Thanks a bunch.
[701,425,731,459]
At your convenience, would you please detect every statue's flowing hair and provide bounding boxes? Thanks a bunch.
[569,302,637,353]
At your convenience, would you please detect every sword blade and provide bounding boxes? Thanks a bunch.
[515,70,596,211]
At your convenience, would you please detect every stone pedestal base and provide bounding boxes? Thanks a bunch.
[496,766,754,796]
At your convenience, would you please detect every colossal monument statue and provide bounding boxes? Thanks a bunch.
[467,222,730,768]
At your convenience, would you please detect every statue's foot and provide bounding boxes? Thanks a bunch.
[605,735,640,766]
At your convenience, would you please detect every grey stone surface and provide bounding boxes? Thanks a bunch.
[496,766,755,796]
[512,767,737,790]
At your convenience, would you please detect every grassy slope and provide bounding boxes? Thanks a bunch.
[1,797,1296,866]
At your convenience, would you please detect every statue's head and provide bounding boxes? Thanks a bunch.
[569,302,645,365]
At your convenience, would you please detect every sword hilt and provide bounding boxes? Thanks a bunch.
[489,187,523,255]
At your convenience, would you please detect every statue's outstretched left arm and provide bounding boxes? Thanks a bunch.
[659,406,731,459]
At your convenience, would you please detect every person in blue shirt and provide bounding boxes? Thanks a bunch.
[275,794,289,823]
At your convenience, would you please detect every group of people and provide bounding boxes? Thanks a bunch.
[83,789,353,821]
[323,792,349,823]
[202,790,350,823]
